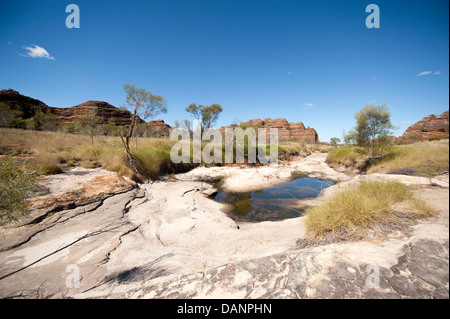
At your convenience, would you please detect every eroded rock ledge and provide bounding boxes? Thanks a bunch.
[101,238,449,299]
[0,154,448,299]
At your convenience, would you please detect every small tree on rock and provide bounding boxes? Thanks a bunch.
[121,83,167,173]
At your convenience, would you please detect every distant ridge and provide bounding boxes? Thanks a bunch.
[1,89,318,142]
[0,89,140,126]
[219,118,319,144]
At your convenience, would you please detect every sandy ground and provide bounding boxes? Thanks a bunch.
[0,153,448,298]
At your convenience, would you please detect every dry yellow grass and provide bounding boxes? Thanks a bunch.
[326,140,448,176]
[305,180,436,238]
[0,128,178,180]
[368,140,449,176]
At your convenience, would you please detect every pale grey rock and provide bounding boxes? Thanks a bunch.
[0,155,448,299]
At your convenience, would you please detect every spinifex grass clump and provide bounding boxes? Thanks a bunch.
[305,180,436,238]
[31,153,64,175]
[0,157,38,225]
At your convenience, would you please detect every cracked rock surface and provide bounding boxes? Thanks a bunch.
[0,155,448,299]
[119,238,448,299]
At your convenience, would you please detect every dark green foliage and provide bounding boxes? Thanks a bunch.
[0,102,57,131]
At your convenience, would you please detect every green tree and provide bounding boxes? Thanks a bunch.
[173,119,192,132]
[33,109,57,131]
[345,103,395,158]
[121,83,167,171]
[103,118,120,136]
[185,103,223,131]
[330,137,341,147]
[135,122,149,138]
[81,106,101,144]
[25,117,39,130]
[0,102,22,128]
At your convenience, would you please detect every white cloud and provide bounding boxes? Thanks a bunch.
[417,71,432,76]
[368,99,376,104]
[401,121,414,124]
[8,41,13,45]
[433,71,441,75]
[20,44,55,60]
[287,71,292,75]
[303,103,314,109]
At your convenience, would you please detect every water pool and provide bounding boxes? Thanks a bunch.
[211,178,334,222]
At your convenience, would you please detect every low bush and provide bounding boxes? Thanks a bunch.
[0,157,38,225]
[134,140,196,180]
[305,180,435,238]
[326,146,366,167]
[31,153,63,175]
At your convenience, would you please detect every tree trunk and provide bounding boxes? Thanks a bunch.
[120,111,140,176]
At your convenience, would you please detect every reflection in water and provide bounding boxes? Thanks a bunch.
[212,178,334,222]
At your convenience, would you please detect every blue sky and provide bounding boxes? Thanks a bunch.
[0,0,448,142]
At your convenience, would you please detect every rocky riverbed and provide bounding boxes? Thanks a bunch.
[0,154,448,298]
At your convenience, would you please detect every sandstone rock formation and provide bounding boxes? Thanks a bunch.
[146,119,171,138]
[401,110,449,140]
[0,89,52,118]
[1,90,321,143]
[0,89,173,137]
[0,89,140,126]
[28,172,136,222]
[0,157,447,299]
[52,100,143,126]
[220,118,319,144]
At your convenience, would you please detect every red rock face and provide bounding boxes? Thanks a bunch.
[0,89,141,125]
[1,90,319,143]
[401,111,449,140]
[146,119,171,138]
[51,100,143,126]
[0,89,176,138]
[220,118,319,144]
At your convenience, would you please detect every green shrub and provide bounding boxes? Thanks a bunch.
[0,157,38,225]
[134,141,196,180]
[326,146,366,167]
